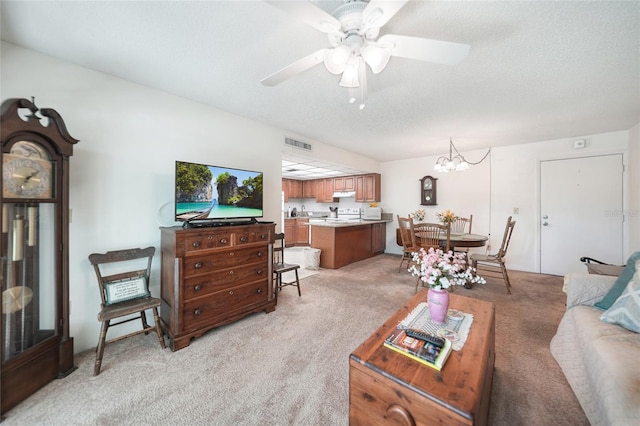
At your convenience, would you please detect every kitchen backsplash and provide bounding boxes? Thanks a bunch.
[284,197,376,217]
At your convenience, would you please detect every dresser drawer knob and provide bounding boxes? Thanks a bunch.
[261,234,266,240]
[194,262,202,269]
[192,241,201,248]
[257,251,263,257]
[220,238,228,244]
[229,290,234,295]
[194,284,202,291]
[256,269,263,275]
[385,404,415,426]
[193,309,201,316]
[229,270,235,275]
[240,236,248,243]
[257,288,263,294]
[229,252,235,256]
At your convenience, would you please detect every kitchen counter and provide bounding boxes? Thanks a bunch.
[308,218,391,227]
[310,219,390,269]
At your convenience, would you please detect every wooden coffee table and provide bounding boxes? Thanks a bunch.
[349,290,495,426]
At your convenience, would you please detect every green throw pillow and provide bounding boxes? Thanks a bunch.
[594,251,640,311]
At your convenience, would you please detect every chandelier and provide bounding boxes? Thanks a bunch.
[434,139,491,172]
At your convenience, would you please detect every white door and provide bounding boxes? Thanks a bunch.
[540,155,623,276]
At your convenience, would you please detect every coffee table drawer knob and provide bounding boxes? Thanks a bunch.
[386,404,415,426]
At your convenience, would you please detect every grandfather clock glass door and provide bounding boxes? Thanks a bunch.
[2,201,57,361]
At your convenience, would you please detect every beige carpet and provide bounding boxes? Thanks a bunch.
[2,254,588,425]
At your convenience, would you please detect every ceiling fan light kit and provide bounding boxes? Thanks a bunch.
[262,0,471,108]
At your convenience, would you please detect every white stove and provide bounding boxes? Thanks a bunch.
[337,208,362,220]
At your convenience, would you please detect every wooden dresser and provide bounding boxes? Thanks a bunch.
[349,291,495,425]
[159,223,275,351]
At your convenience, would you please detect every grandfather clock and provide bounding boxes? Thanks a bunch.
[1,98,78,414]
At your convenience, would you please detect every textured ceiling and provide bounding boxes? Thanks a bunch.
[1,1,638,169]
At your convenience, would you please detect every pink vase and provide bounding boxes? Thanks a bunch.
[427,288,450,324]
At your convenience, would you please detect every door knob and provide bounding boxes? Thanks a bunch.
[542,221,549,226]
[542,215,548,219]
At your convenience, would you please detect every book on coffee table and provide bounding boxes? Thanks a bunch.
[383,327,453,371]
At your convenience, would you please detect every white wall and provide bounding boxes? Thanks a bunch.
[382,131,634,272]
[0,42,378,353]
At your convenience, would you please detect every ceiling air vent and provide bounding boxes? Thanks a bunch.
[284,137,312,152]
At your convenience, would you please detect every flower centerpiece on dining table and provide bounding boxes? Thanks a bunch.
[437,209,457,225]
[409,247,486,323]
[410,209,426,222]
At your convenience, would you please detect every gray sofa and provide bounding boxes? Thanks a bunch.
[550,272,640,425]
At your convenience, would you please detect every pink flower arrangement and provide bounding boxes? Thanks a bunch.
[409,247,486,290]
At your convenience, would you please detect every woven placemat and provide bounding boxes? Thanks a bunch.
[398,302,473,351]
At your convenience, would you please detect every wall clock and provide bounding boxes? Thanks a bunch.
[1,98,78,415]
[420,175,437,206]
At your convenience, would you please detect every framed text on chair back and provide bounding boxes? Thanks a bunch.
[159,223,275,351]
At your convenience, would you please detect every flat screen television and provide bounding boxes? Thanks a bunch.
[175,160,263,224]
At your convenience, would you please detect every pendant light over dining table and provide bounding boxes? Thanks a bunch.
[434,139,491,172]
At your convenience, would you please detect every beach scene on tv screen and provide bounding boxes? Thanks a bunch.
[175,162,263,221]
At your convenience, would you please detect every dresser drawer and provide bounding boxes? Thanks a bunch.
[235,228,271,246]
[182,281,269,330]
[183,246,269,276]
[183,263,268,299]
[183,232,232,253]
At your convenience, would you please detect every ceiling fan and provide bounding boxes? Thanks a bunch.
[261,0,471,109]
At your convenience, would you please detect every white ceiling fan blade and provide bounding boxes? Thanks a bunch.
[362,0,409,29]
[266,1,341,34]
[261,49,329,87]
[380,34,471,65]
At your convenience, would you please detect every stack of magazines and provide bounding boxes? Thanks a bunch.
[384,327,453,371]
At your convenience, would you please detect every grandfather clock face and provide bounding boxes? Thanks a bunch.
[1,140,58,361]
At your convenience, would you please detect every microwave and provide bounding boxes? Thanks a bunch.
[363,207,382,220]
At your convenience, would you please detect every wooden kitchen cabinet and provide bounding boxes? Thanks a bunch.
[284,218,310,247]
[317,178,338,203]
[355,173,381,202]
[284,219,296,247]
[295,218,310,246]
[283,178,303,199]
[334,176,356,192]
[159,224,275,351]
[302,179,317,198]
[371,222,386,254]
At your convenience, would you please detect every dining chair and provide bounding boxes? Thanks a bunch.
[88,246,166,376]
[450,214,473,255]
[471,216,516,294]
[415,222,450,252]
[451,214,472,234]
[272,232,301,304]
[397,215,421,272]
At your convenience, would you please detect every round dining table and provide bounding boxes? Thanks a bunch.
[395,229,489,249]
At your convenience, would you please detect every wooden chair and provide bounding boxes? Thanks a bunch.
[88,246,166,376]
[273,233,301,304]
[451,214,473,255]
[397,215,421,272]
[451,214,473,234]
[415,222,450,252]
[471,216,516,294]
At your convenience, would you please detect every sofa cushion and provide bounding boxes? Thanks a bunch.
[594,251,640,310]
[600,260,640,333]
[550,305,640,425]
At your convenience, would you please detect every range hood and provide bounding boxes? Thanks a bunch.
[332,191,356,198]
